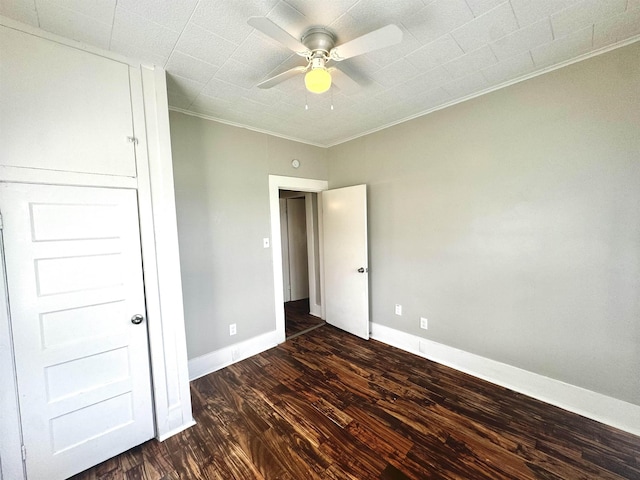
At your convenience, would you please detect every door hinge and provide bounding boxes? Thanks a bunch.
[21,444,26,461]
[127,136,138,145]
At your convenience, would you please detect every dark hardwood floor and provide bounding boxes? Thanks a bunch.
[285,298,325,339]
[71,325,640,479]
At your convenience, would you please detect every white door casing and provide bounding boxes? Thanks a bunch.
[322,185,370,340]
[0,183,154,480]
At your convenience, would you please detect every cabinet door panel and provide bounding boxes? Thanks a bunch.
[0,26,136,177]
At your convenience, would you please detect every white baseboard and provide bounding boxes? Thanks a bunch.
[188,330,280,381]
[370,322,640,437]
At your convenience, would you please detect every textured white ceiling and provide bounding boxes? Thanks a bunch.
[2,0,639,146]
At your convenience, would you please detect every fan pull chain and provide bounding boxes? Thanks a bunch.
[331,87,334,111]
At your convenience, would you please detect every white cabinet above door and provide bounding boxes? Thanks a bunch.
[0,25,136,177]
[0,183,154,480]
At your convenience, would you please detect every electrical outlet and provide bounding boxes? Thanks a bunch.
[395,304,402,315]
[420,317,428,330]
[229,323,237,336]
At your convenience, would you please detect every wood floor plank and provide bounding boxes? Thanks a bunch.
[122,465,144,480]
[221,363,336,479]
[386,453,451,480]
[162,431,208,479]
[72,316,640,480]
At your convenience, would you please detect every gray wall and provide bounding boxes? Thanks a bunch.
[328,42,640,405]
[170,42,639,406]
[170,112,327,358]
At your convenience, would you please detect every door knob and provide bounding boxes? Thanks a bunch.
[131,314,144,325]
[357,267,367,273]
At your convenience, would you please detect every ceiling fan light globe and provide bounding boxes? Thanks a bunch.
[305,68,331,94]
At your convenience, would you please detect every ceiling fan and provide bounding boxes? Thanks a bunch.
[247,17,403,95]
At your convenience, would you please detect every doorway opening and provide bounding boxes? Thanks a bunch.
[269,176,370,343]
[279,190,325,339]
[268,176,328,344]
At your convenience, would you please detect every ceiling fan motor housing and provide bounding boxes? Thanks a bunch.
[301,27,336,56]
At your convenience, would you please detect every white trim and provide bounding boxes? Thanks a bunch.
[131,67,170,439]
[136,66,194,437]
[0,166,137,189]
[169,108,326,148]
[0,231,26,480]
[188,330,281,380]
[143,65,194,432]
[268,176,328,345]
[371,323,640,437]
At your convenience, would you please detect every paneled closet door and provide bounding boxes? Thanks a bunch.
[0,183,154,480]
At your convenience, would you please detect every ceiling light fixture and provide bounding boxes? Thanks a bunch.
[304,57,331,94]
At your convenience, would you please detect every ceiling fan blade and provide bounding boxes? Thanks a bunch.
[330,24,403,61]
[328,67,359,95]
[257,66,307,89]
[247,17,310,56]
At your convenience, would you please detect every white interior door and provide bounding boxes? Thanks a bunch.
[0,183,154,480]
[322,185,369,339]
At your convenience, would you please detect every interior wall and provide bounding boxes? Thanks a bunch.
[327,42,640,406]
[169,112,328,359]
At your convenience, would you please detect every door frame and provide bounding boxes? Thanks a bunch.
[269,176,328,343]
[0,231,26,479]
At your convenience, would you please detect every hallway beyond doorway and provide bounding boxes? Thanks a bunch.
[285,299,325,340]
